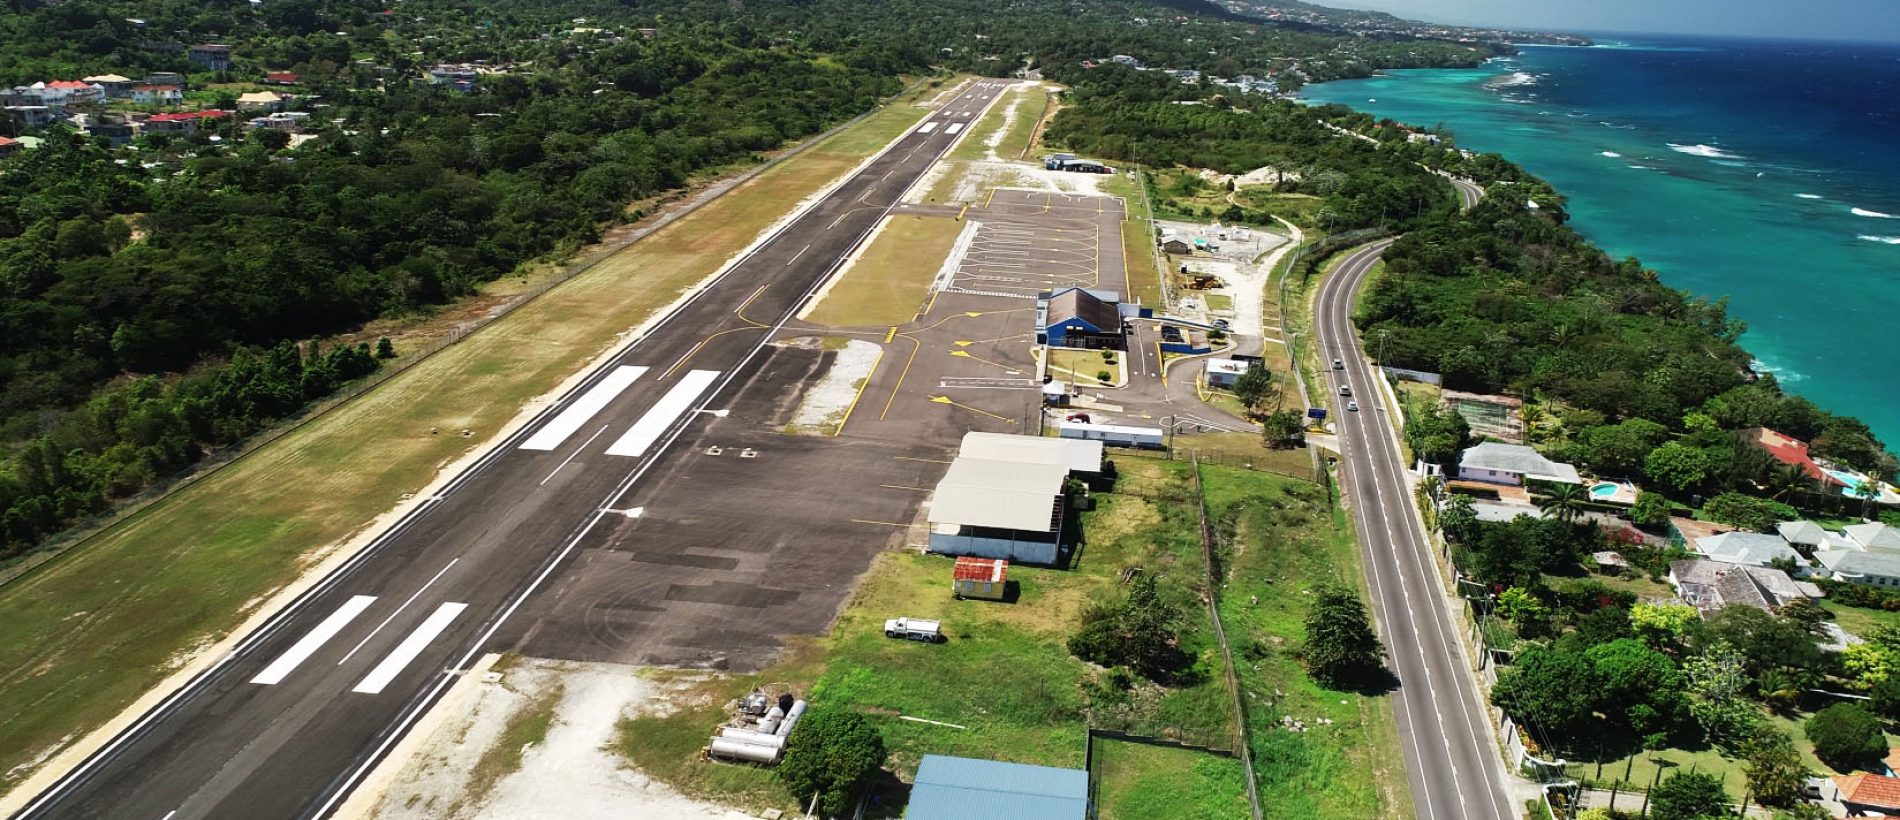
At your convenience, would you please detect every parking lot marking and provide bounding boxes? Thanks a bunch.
[350,602,467,695]
[519,366,648,451]
[249,595,377,685]
[606,369,722,457]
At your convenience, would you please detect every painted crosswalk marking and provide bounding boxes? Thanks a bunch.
[251,596,377,685]
[604,370,721,458]
[521,366,648,451]
[351,602,467,695]
[919,121,939,133]
[944,122,965,135]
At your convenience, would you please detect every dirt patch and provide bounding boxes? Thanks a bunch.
[786,338,882,433]
[371,660,753,820]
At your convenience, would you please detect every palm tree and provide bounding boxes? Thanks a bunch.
[1535,481,1587,524]
[1856,470,1889,520]
[1767,463,1813,504]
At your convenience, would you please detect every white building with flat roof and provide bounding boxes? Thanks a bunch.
[1204,358,1250,389]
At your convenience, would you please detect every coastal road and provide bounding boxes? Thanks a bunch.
[1315,239,1516,820]
[1450,177,1484,211]
[12,80,1007,820]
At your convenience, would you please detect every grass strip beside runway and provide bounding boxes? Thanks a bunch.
[0,89,939,792]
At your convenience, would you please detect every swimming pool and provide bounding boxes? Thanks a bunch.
[1590,482,1620,499]
[1826,469,1865,492]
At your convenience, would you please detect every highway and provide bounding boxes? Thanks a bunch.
[12,80,1007,820]
[1315,239,1516,820]
[1450,177,1485,211]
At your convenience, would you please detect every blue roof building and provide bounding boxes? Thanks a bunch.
[906,755,1089,820]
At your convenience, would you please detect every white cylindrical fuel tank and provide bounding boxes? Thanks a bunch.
[776,700,809,737]
[718,727,788,749]
[709,737,780,763]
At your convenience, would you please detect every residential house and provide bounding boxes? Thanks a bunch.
[1455,442,1581,486]
[427,65,482,92]
[131,85,183,106]
[1035,287,1125,350]
[262,71,300,86]
[44,80,104,105]
[83,114,136,146]
[248,111,310,131]
[1846,523,1900,551]
[81,74,136,98]
[0,136,21,158]
[188,44,234,71]
[142,110,229,135]
[1741,427,1846,488]
[1668,558,1817,616]
[1693,531,1802,569]
[4,106,56,129]
[236,91,284,112]
[1832,774,1900,816]
[141,72,188,90]
[1776,520,1843,553]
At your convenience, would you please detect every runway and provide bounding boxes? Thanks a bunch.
[13,80,1009,820]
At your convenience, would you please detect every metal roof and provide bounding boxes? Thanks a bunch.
[928,458,1068,532]
[952,556,1007,583]
[1846,523,1900,552]
[906,755,1088,820]
[957,432,1101,473]
[1043,287,1119,333]
[1696,532,1801,567]
[1457,442,1581,484]
[1776,520,1833,547]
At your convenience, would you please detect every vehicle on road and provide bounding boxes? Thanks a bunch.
[1339,384,1352,397]
[1333,358,1344,370]
[884,617,944,643]
[1346,400,1359,412]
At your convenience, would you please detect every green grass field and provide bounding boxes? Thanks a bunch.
[804,215,963,327]
[1202,466,1413,819]
[1092,737,1249,820]
[0,87,943,793]
[617,458,1238,811]
[998,87,1053,161]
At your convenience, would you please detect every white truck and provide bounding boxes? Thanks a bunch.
[883,617,944,643]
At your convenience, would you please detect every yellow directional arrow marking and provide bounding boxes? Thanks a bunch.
[929,395,1016,424]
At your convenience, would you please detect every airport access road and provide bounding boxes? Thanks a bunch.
[1314,239,1518,820]
[13,80,1009,820]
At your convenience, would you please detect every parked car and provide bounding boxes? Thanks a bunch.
[884,617,944,643]
[1065,412,1092,423]
[1346,400,1359,412]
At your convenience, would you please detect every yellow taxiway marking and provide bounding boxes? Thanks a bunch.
[879,335,922,421]
[832,347,884,437]
[663,326,763,379]
[954,333,1033,347]
[735,284,771,328]
[930,395,1016,423]
[883,326,898,343]
[984,188,997,209]
[1156,341,1168,387]
[956,203,969,221]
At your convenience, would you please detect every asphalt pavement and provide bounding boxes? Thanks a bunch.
[13,80,1009,820]
[1315,239,1518,820]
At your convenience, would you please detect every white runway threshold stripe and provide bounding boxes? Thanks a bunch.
[944,122,965,135]
[605,369,721,457]
[520,366,649,451]
[351,602,467,695]
[250,596,378,685]
[919,121,939,134]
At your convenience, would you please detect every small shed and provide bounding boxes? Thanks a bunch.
[952,556,1008,601]
[1161,238,1193,255]
[907,755,1089,820]
[1205,358,1250,389]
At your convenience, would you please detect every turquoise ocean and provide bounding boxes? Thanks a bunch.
[1303,36,1900,446]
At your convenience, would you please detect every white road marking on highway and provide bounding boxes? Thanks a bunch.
[787,243,812,266]
[944,122,964,135]
[161,812,176,820]
[249,595,377,685]
[540,424,612,486]
[605,370,722,457]
[519,366,648,450]
[919,121,939,133]
[337,559,460,666]
[351,602,467,695]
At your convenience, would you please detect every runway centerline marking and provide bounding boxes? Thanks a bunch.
[518,366,647,451]
[249,595,377,685]
[786,243,812,266]
[338,558,462,666]
[540,424,612,486]
[351,602,467,695]
[605,370,722,457]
